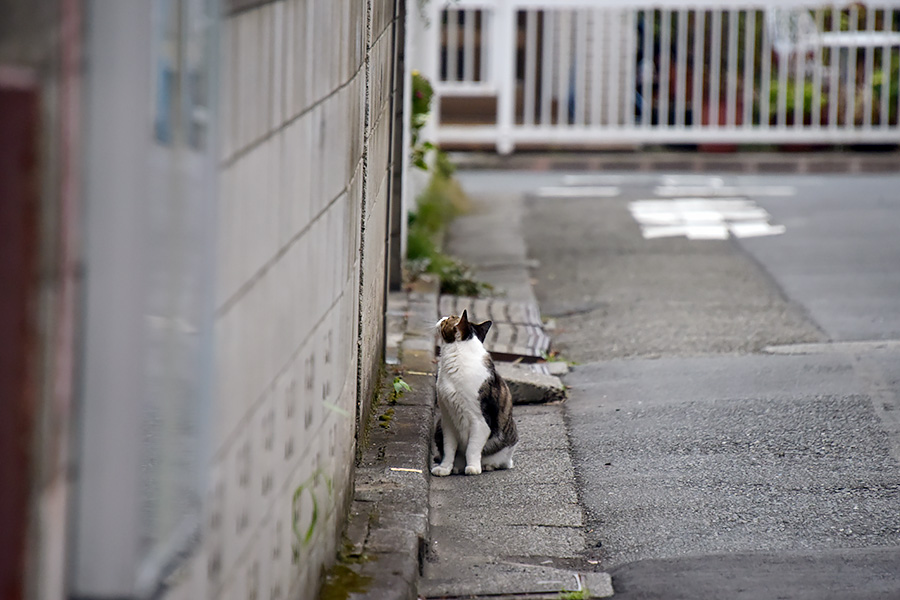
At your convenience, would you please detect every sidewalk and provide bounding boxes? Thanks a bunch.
[329,190,611,599]
[332,164,900,599]
[420,188,612,600]
[320,279,437,600]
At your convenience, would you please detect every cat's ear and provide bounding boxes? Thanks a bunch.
[457,310,472,339]
[472,320,492,343]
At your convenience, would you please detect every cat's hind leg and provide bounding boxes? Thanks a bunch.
[482,444,516,471]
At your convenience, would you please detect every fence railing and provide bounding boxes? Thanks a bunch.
[412,0,900,153]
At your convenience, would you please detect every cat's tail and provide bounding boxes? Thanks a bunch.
[482,418,518,457]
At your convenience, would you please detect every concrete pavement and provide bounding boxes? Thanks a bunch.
[344,160,900,599]
[420,185,613,599]
[515,168,900,598]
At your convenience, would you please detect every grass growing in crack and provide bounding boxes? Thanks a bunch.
[388,376,411,404]
[319,565,373,600]
[559,586,590,600]
[378,407,395,429]
[407,176,491,297]
[541,349,579,367]
[405,105,491,298]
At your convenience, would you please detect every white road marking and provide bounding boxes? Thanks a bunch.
[686,224,730,240]
[629,198,786,240]
[641,225,691,239]
[654,184,796,197]
[562,174,629,185]
[729,222,787,238]
[661,175,726,187]
[535,186,621,198]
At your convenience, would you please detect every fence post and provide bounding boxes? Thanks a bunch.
[494,0,515,154]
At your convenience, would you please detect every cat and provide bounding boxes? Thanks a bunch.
[432,310,518,476]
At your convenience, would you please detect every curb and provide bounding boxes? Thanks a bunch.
[449,149,900,174]
[330,278,439,600]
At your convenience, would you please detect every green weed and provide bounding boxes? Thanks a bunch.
[559,586,590,600]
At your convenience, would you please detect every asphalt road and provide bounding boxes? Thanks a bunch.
[463,170,900,599]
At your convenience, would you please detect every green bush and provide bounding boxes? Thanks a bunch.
[406,175,491,297]
[406,72,490,297]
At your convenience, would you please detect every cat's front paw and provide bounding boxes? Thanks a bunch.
[464,465,482,476]
[431,465,452,477]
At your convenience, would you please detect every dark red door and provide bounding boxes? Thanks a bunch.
[0,68,40,600]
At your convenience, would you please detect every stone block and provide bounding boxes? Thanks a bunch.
[582,571,615,598]
[397,349,435,375]
[496,362,567,404]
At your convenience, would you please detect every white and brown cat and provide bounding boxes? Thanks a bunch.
[432,310,518,476]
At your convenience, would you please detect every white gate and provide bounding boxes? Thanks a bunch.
[410,0,900,153]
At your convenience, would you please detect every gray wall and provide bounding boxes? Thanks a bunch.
[4,0,400,597]
[14,0,402,598]
[182,1,400,599]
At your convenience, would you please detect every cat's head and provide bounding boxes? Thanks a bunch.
[437,310,492,344]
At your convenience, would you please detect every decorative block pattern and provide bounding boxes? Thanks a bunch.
[438,295,551,361]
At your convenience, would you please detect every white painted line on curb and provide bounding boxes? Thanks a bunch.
[764,340,900,355]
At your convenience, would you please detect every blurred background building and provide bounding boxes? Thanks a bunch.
[1,0,403,598]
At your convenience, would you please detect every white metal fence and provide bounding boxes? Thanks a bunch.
[412,0,900,152]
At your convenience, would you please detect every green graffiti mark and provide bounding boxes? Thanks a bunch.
[291,469,334,551]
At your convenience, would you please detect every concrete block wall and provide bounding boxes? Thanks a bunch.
[164,1,399,599]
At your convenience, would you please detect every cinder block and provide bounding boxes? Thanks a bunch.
[270,1,284,130]
[258,4,273,137]
[214,306,239,446]
[282,0,294,122]
[220,19,236,162]
[266,137,282,264]
[307,106,323,217]
[255,393,277,511]
[293,231,311,347]
[298,0,312,112]
[280,120,296,243]
[267,506,290,600]
[495,362,568,404]
[321,206,336,311]
[337,293,356,378]
[287,242,304,355]
[313,216,328,319]
[269,370,288,493]
[237,10,254,150]
[295,113,312,232]
[215,166,233,307]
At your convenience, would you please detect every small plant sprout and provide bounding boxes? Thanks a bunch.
[393,376,411,395]
[389,376,411,404]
